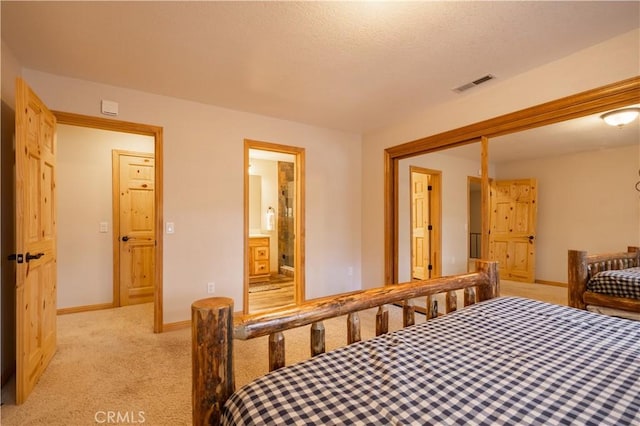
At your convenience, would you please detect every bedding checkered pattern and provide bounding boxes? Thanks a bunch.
[222,297,640,425]
[587,267,640,299]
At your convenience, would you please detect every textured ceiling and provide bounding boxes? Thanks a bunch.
[2,1,639,135]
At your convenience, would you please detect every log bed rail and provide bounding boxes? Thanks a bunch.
[568,247,640,312]
[192,261,499,425]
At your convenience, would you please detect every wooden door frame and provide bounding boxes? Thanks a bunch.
[409,166,441,279]
[467,176,482,265]
[53,111,164,333]
[112,149,155,307]
[244,139,305,314]
[384,76,640,284]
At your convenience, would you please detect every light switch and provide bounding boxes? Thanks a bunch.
[99,222,108,233]
[166,222,175,234]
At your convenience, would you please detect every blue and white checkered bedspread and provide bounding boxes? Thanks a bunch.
[222,297,640,425]
[587,267,640,300]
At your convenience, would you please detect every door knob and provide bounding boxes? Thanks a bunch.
[25,252,45,262]
[528,235,535,242]
[121,236,130,242]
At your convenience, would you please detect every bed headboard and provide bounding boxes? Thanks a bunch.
[567,246,640,309]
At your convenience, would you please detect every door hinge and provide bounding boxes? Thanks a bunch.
[8,253,24,263]
[427,185,433,191]
[428,225,433,231]
[428,264,433,270]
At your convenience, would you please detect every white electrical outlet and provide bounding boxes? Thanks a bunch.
[207,282,215,294]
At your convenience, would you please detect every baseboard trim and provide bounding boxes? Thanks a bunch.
[162,320,191,332]
[57,302,114,315]
[534,279,567,288]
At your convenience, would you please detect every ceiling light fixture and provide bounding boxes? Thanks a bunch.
[600,107,640,127]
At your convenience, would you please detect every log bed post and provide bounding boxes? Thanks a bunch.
[477,260,499,301]
[464,287,476,307]
[310,322,326,356]
[403,299,415,327]
[376,305,389,335]
[347,312,361,344]
[269,332,285,371]
[192,297,235,426]
[427,296,437,319]
[446,290,457,313]
[568,250,588,310]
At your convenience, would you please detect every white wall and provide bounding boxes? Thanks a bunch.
[57,124,154,308]
[21,69,362,323]
[361,29,640,288]
[1,40,21,106]
[497,144,640,283]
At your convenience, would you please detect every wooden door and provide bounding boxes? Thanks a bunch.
[411,170,430,279]
[114,151,155,306]
[15,78,57,404]
[489,179,537,282]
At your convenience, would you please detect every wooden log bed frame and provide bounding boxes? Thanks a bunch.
[191,261,499,425]
[568,247,640,315]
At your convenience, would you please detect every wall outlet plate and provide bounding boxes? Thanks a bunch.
[207,282,215,294]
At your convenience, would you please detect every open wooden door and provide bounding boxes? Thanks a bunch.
[410,167,442,280]
[14,78,57,403]
[114,151,155,306]
[489,178,537,282]
[411,170,430,279]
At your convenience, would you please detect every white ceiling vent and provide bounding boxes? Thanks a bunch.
[453,74,496,93]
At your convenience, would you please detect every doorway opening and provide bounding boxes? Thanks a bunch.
[245,139,305,313]
[467,176,482,272]
[54,112,164,332]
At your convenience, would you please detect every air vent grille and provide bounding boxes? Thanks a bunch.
[453,74,495,93]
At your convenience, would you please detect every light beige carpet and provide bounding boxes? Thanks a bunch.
[0,281,567,425]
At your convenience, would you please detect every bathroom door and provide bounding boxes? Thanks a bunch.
[114,150,155,306]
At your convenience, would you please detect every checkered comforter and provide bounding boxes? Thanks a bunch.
[222,297,640,425]
[587,267,640,299]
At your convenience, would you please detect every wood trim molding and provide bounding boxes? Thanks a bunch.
[384,76,640,284]
[480,136,490,260]
[162,319,191,332]
[534,279,567,288]
[57,302,115,315]
[53,111,165,333]
[111,151,121,307]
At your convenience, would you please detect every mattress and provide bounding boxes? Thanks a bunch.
[587,267,640,299]
[222,297,640,425]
